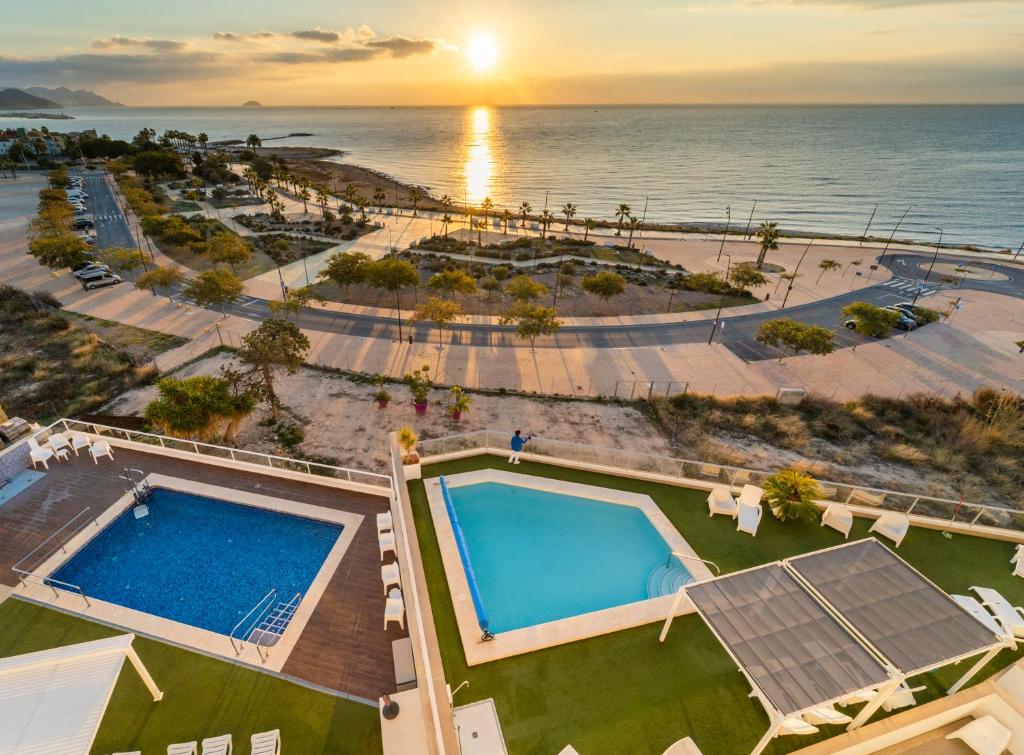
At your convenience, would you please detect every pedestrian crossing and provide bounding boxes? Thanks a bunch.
[878,277,942,298]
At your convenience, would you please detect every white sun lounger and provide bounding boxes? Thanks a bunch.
[201,734,232,755]
[89,439,115,464]
[26,437,56,469]
[945,715,1012,755]
[168,743,198,755]
[707,487,738,518]
[250,729,281,755]
[737,500,762,536]
[868,512,910,547]
[882,681,928,712]
[737,484,764,508]
[821,503,854,538]
[802,705,853,726]
[1015,559,1024,580]
[971,586,1024,641]
[952,595,1007,638]
[377,511,393,533]
[379,530,396,560]
[382,562,401,594]
[838,689,879,707]
[778,717,819,735]
[385,588,405,630]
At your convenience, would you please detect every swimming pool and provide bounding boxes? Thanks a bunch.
[51,487,342,635]
[445,479,692,634]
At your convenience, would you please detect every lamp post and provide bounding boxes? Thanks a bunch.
[743,199,757,239]
[638,195,649,249]
[880,205,912,266]
[1013,239,1023,262]
[859,204,877,246]
[904,228,943,339]
[780,239,814,309]
[716,205,731,263]
[708,255,732,344]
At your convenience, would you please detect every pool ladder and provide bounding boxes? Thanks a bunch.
[230,589,302,663]
[120,468,152,506]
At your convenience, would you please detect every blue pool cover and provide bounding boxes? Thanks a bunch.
[52,487,342,635]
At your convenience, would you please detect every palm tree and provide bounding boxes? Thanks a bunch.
[245,134,261,152]
[198,132,209,152]
[626,215,641,249]
[615,203,631,235]
[501,209,513,234]
[756,221,780,269]
[373,187,386,211]
[355,196,368,222]
[519,201,532,234]
[316,186,330,218]
[440,194,453,210]
[441,214,453,236]
[562,202,577,231]
[297,186,311,214]
[481,196,494,228]
[539,210,555,237]
[409,187,422,216]
[583,217,596,242]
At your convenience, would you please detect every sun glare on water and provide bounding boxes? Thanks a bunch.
[466,33,498,72]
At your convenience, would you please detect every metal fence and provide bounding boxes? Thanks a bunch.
[33,419,393,492]
[416,429,1024,534]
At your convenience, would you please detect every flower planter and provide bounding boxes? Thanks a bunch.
[450,411,462,421]
[377,399,389,409]
[403,462,422,480]
[413,401,429,415]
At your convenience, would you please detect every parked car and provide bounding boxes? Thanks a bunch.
[71,257,98,272]
[81,272,122,291]
[883,306,918,330]
[73,263,110,279]
[891,302,929,324]
[77,234,95,246]
[73,217,95,230]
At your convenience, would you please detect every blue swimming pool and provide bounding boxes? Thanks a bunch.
[52,488,342,635]
[446,481,687,633]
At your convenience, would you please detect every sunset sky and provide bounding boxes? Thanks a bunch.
[1,0,1022,105]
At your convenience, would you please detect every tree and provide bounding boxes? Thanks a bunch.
[730,263,768,291]
[480,196,494,225]
[132,150,184,180]
[27,234,89,270]
[441,213,453,236]
[198,132,209,152]
[269,285,323,321]
[428,269,476,298]
[147,215,202,247]
[583,217,595,241]
[204,232,252,272]
[373,187,386,211]
[519,201,532,232]
[504,274,548,302]
[615,203,631,235]
[414,296,463,348]
[626,215,641,249]
[539,210,555,237]
[499,302,561,351]
[581,271,626,309]
[184,268,243,314]
[217,365,257,444]
[816,258,841,284]
[480,275,501,300]
[135,265,186,302]
[501,209,513,234]
[246,134,262,152]
[144,375,241,441]
[316,186,331,218]
[842,301,901,337]
[562,202,577,231]
[237,318,310,420]
[409,186,422,215]
[98,247,147,280]
[367,258,419,339]
[318,250,371,296]
[297,186,311,213]
[755,221,779,269]
[755,318,835,361]
[764,468,823,523]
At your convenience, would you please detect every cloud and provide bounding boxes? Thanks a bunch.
[213,31,275,42]
[364,36,439,59]
[289,29,340,43]
[91,35,186,51]
[762,0,1022,8]
[0,50,224,85]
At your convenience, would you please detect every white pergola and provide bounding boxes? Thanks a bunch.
[0,633,162,755]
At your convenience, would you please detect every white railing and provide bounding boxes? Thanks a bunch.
[29,419,393,492]
[12,507,98,606]
[416,429,1024,534]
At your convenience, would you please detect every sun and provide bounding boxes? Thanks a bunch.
[466,33,498,72]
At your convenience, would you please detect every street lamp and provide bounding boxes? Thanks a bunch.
[717,205,731,263]
[904,228,943,339]
[708,255,732,344]
[780,239,814,309]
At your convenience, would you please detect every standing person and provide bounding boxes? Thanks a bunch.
[508,429,529,464]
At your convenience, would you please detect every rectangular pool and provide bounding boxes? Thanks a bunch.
[446,480,690,633]
[51,487,342,635]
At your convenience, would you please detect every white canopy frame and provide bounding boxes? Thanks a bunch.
[661,542,1014,755]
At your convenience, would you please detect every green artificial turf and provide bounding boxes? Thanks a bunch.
[411,454,1024,755]
[0,599,382,755]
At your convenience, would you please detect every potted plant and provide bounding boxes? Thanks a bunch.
[447,386,471,421]
[404,365,431,415]
[397,426,421,479]
[374,374,391,408]
[763,468,823,523]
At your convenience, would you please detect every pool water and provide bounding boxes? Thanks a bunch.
[52,488,341,635]
[447,482,682,632]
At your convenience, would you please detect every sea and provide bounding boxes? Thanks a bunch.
[4,105,1021,250]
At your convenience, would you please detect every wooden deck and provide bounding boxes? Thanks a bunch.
[0,446,407,700]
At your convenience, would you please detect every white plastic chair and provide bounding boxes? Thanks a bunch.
[1015,558,1024,580]
[168,743,197,755]
[838,689,879,707]
[89,439,115,464]
[26,437,55,469]
[821,503,853,538]
[385,588,405,630]
[707,487,738,518]
[737,500,762,536]
[377,511,393,533]
[802,705,852,726]
[881,682,927,712]
[945,715,1012,755]
[737,484,764,508]
[69,431,92,456]
[868,512,910,547]
[379,530,396,560]
[382,562,401,594]
[201,734,232,755]
[778,717,819,735]
[250,729,281,755]
[971,586,1024,641]
[48,432,72,458]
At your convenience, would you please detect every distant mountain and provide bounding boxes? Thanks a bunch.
[242,100,263,107]
[25,86,123,107]
[0,88,61,109]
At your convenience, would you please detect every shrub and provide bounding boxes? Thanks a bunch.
[764,468,822,522]
[275,423,305,449]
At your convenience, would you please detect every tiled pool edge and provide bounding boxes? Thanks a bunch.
[14,473,363,673]
[425,469,711,666]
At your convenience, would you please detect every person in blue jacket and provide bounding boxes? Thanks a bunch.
[508,429,530,464]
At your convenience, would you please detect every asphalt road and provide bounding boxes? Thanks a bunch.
[81,170,1022,360]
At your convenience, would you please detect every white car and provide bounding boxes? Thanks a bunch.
[73,263,110,279]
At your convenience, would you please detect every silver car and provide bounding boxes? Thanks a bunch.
[81,272,122,291]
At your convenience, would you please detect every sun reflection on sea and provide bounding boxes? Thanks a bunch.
[462,106,494,206]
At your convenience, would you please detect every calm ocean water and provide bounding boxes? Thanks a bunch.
[5,105,1021,249]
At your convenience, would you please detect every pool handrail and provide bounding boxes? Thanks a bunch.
[230,588,277,660]
[439,476,494,641]
[667,550,721,576]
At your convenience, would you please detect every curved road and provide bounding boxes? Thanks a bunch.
[81,170,1022,361]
